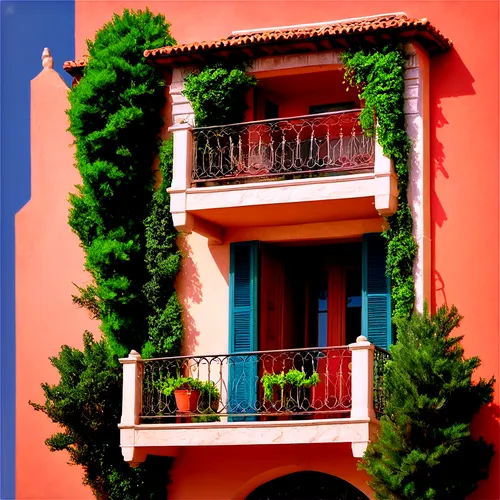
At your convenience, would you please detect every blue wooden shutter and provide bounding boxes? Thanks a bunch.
[228,241,259,420]
[362,233,392,349]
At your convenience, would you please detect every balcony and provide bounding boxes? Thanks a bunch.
[169,109,398,241]
[192,110,374,185]
[118,338,390,466]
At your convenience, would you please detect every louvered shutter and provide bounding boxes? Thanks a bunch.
[228,241,259,421]
[362,233,392,349]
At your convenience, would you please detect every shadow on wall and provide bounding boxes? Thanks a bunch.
[470,402,500,500]
[177,233,230,355]
[210,240,230,286]
[430,47,500,500]
[177,234,202,353]
[429,47,475,308]
[433,269,447,308]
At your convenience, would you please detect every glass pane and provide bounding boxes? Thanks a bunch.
[318,312,328,347]
[310,273,328,347]
[345,267,362,345]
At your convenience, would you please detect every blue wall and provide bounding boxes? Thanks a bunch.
[0,1,74,497]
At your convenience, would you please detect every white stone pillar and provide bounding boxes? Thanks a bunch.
[405,43,431,312]
[119,350,147,466]
[374,134,398,216]
[168,66,196,233]
[168,122,194,232]
[169,67,196,127]
[120,350,143,426]
[349,335,376,420]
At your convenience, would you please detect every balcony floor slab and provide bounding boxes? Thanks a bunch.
[119,417,380,462]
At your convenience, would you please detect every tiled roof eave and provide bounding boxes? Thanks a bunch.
[63,14,452,74]
[144,14,452,65]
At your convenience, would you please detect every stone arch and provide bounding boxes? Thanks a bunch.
[244,470,369,500]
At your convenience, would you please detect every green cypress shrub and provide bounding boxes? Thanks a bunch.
[30,333,171,499]
[361,305,495,499]
[67,8,176,357]
[31,9,181,498]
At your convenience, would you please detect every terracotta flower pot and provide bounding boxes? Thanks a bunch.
[174,389,201,413]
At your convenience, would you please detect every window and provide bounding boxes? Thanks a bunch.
[229,235,391,353]
[228,235,391,416]
[309,101,357,114]
[263,243,363,350]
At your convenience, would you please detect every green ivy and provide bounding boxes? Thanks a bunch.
[32,9,182,499]
[182,62,257,127]
[142,139,183,359]
[343,45,417,318]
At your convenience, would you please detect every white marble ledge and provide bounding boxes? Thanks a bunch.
[119,417,380,458]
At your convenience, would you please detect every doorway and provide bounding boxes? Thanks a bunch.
[245,471,369,500]
[260,242,362,352]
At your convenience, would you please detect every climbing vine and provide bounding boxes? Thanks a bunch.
[142,138,183,359]
[31,9,182,499]
[342,46,495,499]
[342,45,417,318]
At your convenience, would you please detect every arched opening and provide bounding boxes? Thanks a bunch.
[245,470,369,500]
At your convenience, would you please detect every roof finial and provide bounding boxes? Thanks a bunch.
[42,47,53,69]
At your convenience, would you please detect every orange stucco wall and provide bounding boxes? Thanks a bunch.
[16,68,98,498]
[17,1,499,499]
[167,444,372,499]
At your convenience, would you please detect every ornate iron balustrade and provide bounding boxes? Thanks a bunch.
[373,346,391,417]
[141,346,352,422]
[192,110,374,184]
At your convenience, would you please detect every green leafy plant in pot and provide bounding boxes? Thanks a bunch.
[159,376,220,415]
[261,369,320,411]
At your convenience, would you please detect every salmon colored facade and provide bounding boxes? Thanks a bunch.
[16,1,499,499]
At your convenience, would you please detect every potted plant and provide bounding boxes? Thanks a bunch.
[159,376,220,415]
[285,369,320,413]
[261,369,320,413]
[159,376,202,413]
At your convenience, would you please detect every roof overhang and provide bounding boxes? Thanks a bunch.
[64,13,452,76]
[144,13,452,68]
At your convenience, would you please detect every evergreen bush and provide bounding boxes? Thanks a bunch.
[67,8,175,357]
[361,305,495,499]
[182,62,256,127]
[31,9,182,499]
[30,333,171,499]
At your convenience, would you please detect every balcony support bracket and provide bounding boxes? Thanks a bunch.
[351,442,369,458]
[172,211,223,245]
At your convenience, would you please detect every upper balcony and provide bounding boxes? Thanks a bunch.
[168,62,398,243]
[170,111,396,243]
[118,338,390,467]
[192,110,373,186]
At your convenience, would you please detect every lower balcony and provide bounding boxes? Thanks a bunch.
[169,110,398,242]
[119,338,390,466]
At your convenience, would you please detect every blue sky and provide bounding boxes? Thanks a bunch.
[0,1,74,497]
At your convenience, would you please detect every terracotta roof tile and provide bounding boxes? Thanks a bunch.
[64,13,451,74]
[63,56,88,76]
[144,13,452,62]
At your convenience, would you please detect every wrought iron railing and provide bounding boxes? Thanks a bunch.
[141,346,352,422]
[373,346,391,417]
[192,110,374,184]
